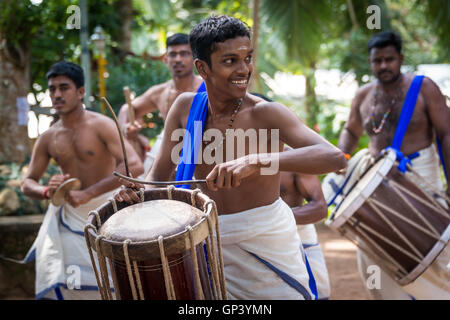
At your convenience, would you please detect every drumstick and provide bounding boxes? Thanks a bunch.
[123,86,135,124]
[123,86,140,152]
[113,171,206,186]
[102,97,131,178]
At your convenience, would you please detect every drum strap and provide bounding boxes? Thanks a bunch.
[175,83,207,188]
[386,75,424,173]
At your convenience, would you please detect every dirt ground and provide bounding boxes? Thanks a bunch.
[315,223,371,300]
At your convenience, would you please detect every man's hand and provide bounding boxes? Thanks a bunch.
[125,122,142,140]
[47,174,71,198]
[114,178,144,205]
[206,154,260,191]
[65,189,92,208]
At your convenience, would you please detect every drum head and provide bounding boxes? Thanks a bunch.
[51,178,81,206]
[99,199,205,242]
[328,150,396,229]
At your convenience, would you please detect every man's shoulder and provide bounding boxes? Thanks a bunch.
[84,110,114,127]
[355,82,374,100]
[144,80,172,95]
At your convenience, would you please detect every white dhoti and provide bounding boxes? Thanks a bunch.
[297,223,331,300]
[218,198,314,300]
[142,130,164,178]
[324,144,449,300]
[25,191,116,300]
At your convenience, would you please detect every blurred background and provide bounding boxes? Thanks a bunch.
[0,0,449,217]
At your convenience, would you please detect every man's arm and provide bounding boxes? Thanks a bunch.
[422,77,450,196]
[21,133,58,199]
[115,92,189,203]
[291,173,328,225]
[206,101,347,190]
[118,86,161,140]
[337,88,366,155]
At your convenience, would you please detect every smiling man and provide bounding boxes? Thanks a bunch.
[118,33,204,174]
[330,31,450,299]
[116,16,345,300]
[21,61,143,299]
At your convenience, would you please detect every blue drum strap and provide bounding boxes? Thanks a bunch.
[384,75,424,173]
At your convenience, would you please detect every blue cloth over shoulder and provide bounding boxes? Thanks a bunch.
[175,83,208,188]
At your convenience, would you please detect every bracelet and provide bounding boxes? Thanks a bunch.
[42,186,51,199]
[344,153,351,160]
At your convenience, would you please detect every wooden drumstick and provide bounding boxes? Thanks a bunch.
[123,86,135,124]
[102,97,131,178]
[113,171,206,186]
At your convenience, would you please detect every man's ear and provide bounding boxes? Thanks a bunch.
[195,59,209,79]
[399,53,404,65]
[163,53,168,66]
[77,86,85,100]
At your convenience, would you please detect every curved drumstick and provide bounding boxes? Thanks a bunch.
[113,171,206,186]
[102,97,131,177]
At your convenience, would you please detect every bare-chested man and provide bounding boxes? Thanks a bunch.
[118,33,204,174]
[116,16,346,300]
[21,61,143,300]
[335,31,450,300]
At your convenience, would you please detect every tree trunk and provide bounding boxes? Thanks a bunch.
[0,33,30,164]
[304,61,319,129]
[116,0,133,56]
[249,0,262,93]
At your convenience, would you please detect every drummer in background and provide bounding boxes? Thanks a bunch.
[118,33,204,175]
[116,15,346,300]
[21,61,143,300]
[334,31,450,299]
[280,146,331,300]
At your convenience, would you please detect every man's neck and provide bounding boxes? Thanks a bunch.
[208,92,245,118]
[172,73,197,92]
[60,104,85,129]
[378,73,404,93]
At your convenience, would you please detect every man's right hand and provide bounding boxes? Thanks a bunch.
[114,178,144,205]
[47,173,71,198]
[124,122,142,140]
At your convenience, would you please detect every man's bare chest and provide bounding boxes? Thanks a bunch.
[49,128,104,164]
[359,88,429,138]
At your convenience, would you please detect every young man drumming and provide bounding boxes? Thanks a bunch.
[116,16,346,300]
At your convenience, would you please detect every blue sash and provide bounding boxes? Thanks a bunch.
[175,89,208,189]
[384,75,424,173]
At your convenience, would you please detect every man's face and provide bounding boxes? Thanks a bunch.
[48,75,84,114]
[165,44,194,78]
[203,36,253,99]
[369,45,403,84]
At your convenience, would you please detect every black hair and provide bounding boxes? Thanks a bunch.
[367,31,402,54]
[166,33,189,48]
[189,15,251,68]
[46,61,84,88]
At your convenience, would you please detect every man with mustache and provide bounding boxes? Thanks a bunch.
[333,31,450,299]
[21,61,143,299]
[116,15,346,299]
[118,33,204,175]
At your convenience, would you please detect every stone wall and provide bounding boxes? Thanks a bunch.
[0,215,43,299]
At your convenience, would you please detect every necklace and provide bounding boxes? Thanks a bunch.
[370,82,403,134]
[208,98,243,152]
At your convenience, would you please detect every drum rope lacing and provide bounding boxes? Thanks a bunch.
[84,188,227,300]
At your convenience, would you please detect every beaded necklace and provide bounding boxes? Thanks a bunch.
[370,82,403,134]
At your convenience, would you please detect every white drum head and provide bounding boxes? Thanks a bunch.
[327,150,397,229]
